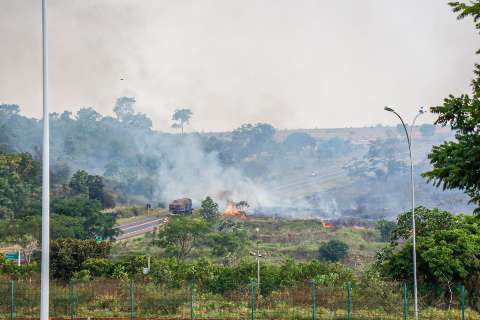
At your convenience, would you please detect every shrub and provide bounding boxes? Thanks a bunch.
[318,240,349,262]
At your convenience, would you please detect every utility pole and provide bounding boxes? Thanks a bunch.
[40,1,50,320]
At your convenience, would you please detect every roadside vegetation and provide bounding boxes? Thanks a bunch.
[0,1,480,318]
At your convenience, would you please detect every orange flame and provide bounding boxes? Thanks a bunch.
[223,201,247,220]
[322,221,334,228]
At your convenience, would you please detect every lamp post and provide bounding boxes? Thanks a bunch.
[384,106,425,320]
[250,227,262,295]
[40,1,50,320]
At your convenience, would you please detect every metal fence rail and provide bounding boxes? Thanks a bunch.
[0,280,477,320]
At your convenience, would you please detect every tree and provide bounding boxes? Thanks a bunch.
[51,162,71,185]
[316,137,353,159]
[69,170,90,194]
[51,196,118,239]
[391,206,456,241]
[346,138,406,180]
[76,107,101,123]
[231,123,276,157]
[236,200,250,212]
[171,109,193,134]
[318,240,349,262]
[199,196,219,223]
[50,239,111,281]
[69,170,115,208]
[0,152,41,218]
[114,97,136,121]
[376,207,480,309]
[423,1,480,213]
[209,219,248,264]
[376,220,397,242]
[156,217,209,262]
[282,132,316,152]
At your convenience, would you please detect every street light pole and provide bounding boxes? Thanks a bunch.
[255,228,260,293]
[384,106,425,320]
[40,1,50,320]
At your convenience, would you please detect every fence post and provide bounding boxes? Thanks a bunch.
[403,283,408,320]
[9,280,15,320]
[347,282,351,320]
[129,279,135,320]
[311,280,316,320]
[461,285,465,320]
[250,281,256,320]
[69,282,75,320]
[189,282,194,320]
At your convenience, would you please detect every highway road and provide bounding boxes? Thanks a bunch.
[114,216,168,240]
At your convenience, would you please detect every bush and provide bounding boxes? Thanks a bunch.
[318,240,349,262]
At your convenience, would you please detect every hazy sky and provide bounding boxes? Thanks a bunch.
[0,0,478,132]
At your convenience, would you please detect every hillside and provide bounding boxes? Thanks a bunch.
[112,212,385,269]
[0,103,474,220]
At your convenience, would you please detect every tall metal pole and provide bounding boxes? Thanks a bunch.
[40,1,50,320]
[255,228,260,295]
[384,106,424,320]
[408,110,423,320]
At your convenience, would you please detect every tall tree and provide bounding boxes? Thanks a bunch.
[114,97,136,121]
[156,217,209,262]
[423,1,480,213]
[171,109,193,134]
[199,196,219,223]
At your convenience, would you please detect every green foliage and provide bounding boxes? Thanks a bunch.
[376,207,480,309]
[0,151,117,243]
[50,239,111,281]
[423,1,480,213]
[69,170,115,208]
[0,260,39,280]
[71,269,92,283]
[0,152,40,218]
[318,239,349,262]
[51,214,86,239]
[51,195,118,239]
[391,206,457,241]
[376,220,397,242]
[82,258,113,278]
[156,216,210,262]
[208,220,248,263]
[199,196,219,223]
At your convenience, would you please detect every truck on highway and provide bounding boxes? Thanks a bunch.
[168,198,193,214]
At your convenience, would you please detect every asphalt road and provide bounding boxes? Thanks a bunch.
[114,216,168,240]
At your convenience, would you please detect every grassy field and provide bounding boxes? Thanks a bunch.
[242,217,383,268]
[112,213,384,268]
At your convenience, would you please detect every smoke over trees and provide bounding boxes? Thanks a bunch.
[0,98,474,219]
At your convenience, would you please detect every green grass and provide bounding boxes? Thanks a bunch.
[242,217,384,267]
[113,214,385,268]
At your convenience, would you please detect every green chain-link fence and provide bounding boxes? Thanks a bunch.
[0,280,477,319]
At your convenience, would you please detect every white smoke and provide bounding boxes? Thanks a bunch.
[150,134,276,209]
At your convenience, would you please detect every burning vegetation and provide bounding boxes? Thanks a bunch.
[223,201,248,220]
